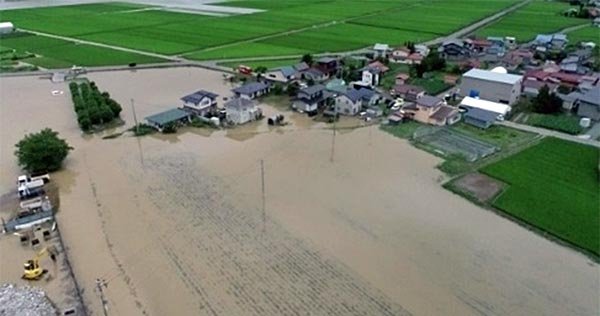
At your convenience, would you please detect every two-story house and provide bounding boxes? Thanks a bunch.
[180,90,219,116]
[292,84,330,115]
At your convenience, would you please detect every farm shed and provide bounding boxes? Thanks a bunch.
[459,97,511,120]
[145,108,191,132]
[463,107,499,129]
[459,68,522,105]
[0,22,15,34]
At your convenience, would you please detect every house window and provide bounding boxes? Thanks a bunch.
[499,99,509,104]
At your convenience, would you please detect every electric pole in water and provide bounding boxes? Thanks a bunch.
[96,278,109,316]
[330,104,337,162]
[260,159,266,233]
[131,98,139,134]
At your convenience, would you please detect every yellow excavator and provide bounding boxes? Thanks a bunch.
[22,246,58,280]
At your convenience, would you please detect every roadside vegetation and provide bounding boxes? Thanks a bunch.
[481,137,599,257]
[69,81,122,132]
[15,128,73,173]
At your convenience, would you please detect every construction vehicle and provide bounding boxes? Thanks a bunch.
[22,246,58,280]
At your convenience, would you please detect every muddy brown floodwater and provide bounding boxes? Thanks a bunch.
[1,68,598,316]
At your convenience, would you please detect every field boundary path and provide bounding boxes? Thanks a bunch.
[497,120,600,148]
[423,0,532,45]
[18,28,181,61]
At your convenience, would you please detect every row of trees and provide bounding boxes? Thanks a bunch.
[69,81,122,131]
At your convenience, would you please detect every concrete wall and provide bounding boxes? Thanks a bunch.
[459,77,521,105]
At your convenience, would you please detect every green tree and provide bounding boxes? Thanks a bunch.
[301,54,314,66]
[14,128,73,173]
[532,85,563,114]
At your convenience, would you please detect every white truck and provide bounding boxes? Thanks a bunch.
[17,173,50,185]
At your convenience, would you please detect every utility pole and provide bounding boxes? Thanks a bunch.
[330,101,337,163]
[96,278,109,316]
[131,98,139,134]
[260,159,266,233]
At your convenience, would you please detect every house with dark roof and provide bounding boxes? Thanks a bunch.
[315,57,339,76]
[264,66,297,84]
[181,90,219,116]
[523,79,558,97]
[301,67,329,82]
[294,62,310,73]
[575,86,600,120]
[232,81,271,99]
[334,88,381,115]
[463,107,499,129]
[392,84,425,101]
[145,108,191,132]
[402,95,459,126]
[438,39,472,60]
[224,98,262,125]
[292,84,331,115]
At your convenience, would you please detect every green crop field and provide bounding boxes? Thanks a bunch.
[351,0,518,35]
[476,0,587,42]
[481,138,599,256]
[0,33,164,68]
[566,26,600,45]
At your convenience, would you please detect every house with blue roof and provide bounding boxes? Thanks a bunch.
[181,90,219,116]
[265,66,297,84]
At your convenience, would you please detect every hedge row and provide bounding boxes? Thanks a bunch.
[69,81,122,131]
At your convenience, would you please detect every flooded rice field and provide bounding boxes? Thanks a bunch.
[1,67,598,316]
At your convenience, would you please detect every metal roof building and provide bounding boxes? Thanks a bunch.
[460,97,511,117]
[459,68,523,105]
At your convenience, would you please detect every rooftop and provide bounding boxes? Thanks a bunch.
[298,84,325,96]
[224,97,256,111]
[464,107,500,123]
[181,90,219,104]
[416,95,443,108]
[232,81,270,95]
[145,108,190,125]
[460,96,511,115]
[430,105,458,121]
[463,68,522,85]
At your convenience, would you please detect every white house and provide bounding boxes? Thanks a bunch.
[373,43,391,58]
[361,67,381,87]
[225,98,261,125]
[264,66,296,84]
[180,90,219,116]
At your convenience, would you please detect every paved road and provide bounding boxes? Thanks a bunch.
[497,120,600,148]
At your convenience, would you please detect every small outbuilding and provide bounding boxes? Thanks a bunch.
[459,96,511,120]
[0,22,15,35]
[463,107,499,129]
[145,108,191,132]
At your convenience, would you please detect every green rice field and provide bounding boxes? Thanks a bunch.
[0,0,529,65]
[481,137,599,256]
[476,0,587,42]
[0,33,164,68]
[566,26,600,45]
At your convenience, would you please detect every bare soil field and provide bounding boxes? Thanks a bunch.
[451,173,504,203]
[0,68,598,316]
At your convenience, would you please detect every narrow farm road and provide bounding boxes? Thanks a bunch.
[497,120,600,148]
[19,28,181,62]
[423,0,533,46]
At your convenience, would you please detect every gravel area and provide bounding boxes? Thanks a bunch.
[0,284,56,316]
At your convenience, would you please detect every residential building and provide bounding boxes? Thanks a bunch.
[392,84,425,101]
[395,73,410,85]
[335,88,381,115]
[302,67,329,82]
[576,86,600,120]
[414,44,430,57]
[459,68,523,105]
[522,79,558,97]
[361,67,382,87]
[224,98,262,125]
[180,90,219,116]
[403,95,459,126]
[232,81,271,99]
[438,39,472,59]
[315,57,339,76]
[145,108,191,132]
[264,66,296,84]
[292,84,330,114]
[391,47,410,62]
[373,43,391,58]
